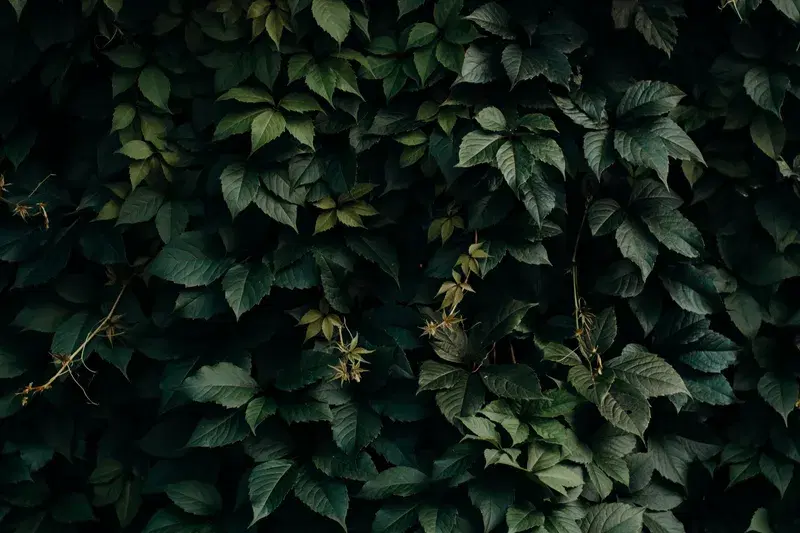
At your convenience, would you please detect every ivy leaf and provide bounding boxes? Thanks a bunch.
[475,107,507,132]
[598,382,651,438]
[220,164,259,218]
[312,0,352,44]
[418,505,458,533]
[149,232,234,287]
[251,109,287,154]
[480,365,543,400]
[643,511,685,533]
[345,234,400,286]
[372,502,420,533]
[615,218,658,280]
[506,502,544,533]
[750,112,785,159]
[634,8,678,56]
[246,397,278,434]
[589,198,624,236]
[584,129,616,178]
[138,66,171,111]
[165,481,222,516]
[249,460,298,525]
[606,345,689,398]
[757,372,799,425]
[581,503,644,533]
[457,131,503,167]
[182,362,259,408]
[744,67,790,117]
[293,466,349,529]
[465,3,514,39]
[613,128,669,184]
[638,204,704,259]
[461,45,494,84]
[222,262,274,319]
[468,478,515,533]
[358,466,428,499]
[616,81,684,119]
[332,403,383,454]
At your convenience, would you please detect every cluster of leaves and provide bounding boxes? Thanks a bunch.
[1,0,800,532]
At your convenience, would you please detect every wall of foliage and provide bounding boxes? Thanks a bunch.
[1,0,799,532]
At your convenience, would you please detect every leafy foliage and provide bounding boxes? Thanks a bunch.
[1,0,799,532]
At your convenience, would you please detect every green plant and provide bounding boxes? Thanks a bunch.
[1,0,799,532]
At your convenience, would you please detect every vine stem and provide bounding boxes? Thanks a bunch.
[20,282,128,403]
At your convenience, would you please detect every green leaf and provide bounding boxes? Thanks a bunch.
[312,0,351,44]
[684,374,736,406]
[182,362,258,408]
[581,503,644,533]
[460,45,494,84]
[111,104,136,132]
[149,232,233,287]
[458,415,501,447]
[522,136,566,176]
[606,345,689,398]
[480,365,543,400]
[758,372,798,425]
[465,2,513,39]
[220,164,259,218]
[639,205,704,259]
[214,110,263,141]
[759,454,794,497]
[634,8,678,56]
[345,234,400,286]
[642,512,685,533]
[165,481,222,516]
[372,502,419,533]
[468,478,515,533]
[246,397,278,434]
[535,464,584,495]
[118,140,153,160]
[249,460,298,524]
[616,81,684,119]
[589,198,624,236]
[222,262,273,319]
[506,502,544,533]
[750,112,785,160]
[475,107,507,132]
[286,117,315,149]
[614,128,669,184]
[117,187,164,225]
[744,67,789,117]
[598,382,651,438]
[615,218,658,280]
[7,0,27,20]
[280,93,323,113]
[747,508,774,533]
[186,411,249,447]
[217,86,275,104]
[255,190,298,231]
[358,466,428,499]
[659,264,720,315]
[293,466,349,529]
[457,131,503,167]
[407,22,439,48]
[595,260,645,298]
[115,478,142,527]
[138,66,171,111]
[584,129,616,178]
[418,505,458,533]
[332,403,383,454]
[251,109,287,154]
[155,202,190,244]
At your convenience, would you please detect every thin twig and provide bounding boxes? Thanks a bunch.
[19,282,128,404]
